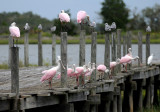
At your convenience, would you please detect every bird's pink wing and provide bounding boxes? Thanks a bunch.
[120,55,131,64]
[110,62,116,69]
[77,11,87,23]
[9,26,20,37]
[67,68,73,77]
[40,69,56,82]
[59,13,70,22]
[97,65,106,71]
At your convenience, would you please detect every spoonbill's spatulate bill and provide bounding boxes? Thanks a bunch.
[9,22,20,47]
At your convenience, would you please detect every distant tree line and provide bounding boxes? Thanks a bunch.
[0,2,160,36]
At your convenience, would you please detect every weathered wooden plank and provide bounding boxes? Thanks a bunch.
[138,32,143,66]
[144,77,151,108]
[61,32,68,87]
[38,31,43,66]
[104,32,110,79]
[8,36,13,68]
[123,35,126,56]
[117,90,122,112]
[91,32,97,82]
[24,32,29,67]
[11,47,19,98]
[0,100,10,111]
[22,95,60,109]
[111,31,116,62]
[117,29,121,73]
[68,92,87,102]
[52,34,56,66]
[79,30,86,87]
[87,94,101,104]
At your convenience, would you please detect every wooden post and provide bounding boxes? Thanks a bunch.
[52,33,56,66]
[24,26,29,67]
[91,32,97,82]
[38,24,43,66]
[117,29,121,72]
[61,32,67,88]
[123,35,126,56]
[11,47,19,111]
[122,76,134,112]
[144,77,151,108]
[111,31,116,61]
[117,91,122,112]
[104,32,110,79]
[133,80,143,112]
[138,32,143,66]
[51,26,56,66]
[79,30,85,87]
[146,34,150,65]
[126,31,132,69]
[153,75,159,105]
[8,36,13,68]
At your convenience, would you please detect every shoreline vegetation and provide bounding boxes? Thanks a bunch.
[0,31,160,44]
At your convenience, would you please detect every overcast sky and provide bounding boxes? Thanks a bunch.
[0,0,160,23]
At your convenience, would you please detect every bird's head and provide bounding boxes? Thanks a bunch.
[116,58,121,64]
[61,10,65,13]
[57,56,61,62]
[11,22,16,26]
[128,48,132,52]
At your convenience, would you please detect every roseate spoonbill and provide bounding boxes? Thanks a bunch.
[97,64,109,80]
[9,22,20,47]
[110,58,120,78]
[59,10,70,31]
[77,10,87,24]
[147,54,154,66]
[57,64,76,79]
[120,55,139,72]
[105,23,111,31]
[74,65,87,86]
[40,56,62,89]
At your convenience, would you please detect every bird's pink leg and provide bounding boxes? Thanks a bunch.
[76,76,79,86]
[125,64,127,72]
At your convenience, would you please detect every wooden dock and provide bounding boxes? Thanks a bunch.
[0,64,160,112]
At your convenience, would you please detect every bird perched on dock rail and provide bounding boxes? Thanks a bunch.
[110,22,116,31]
[110,58,120,78]
[9,22,20,47]
[59,10,70,31]
[77,10,87,24]
[105,23,111,31]
[147,54,154,66]
[97,64,109,80]
[120,55,139,72]
[146,26,151,32]
[40,56,64,89]
[24,23,30,31]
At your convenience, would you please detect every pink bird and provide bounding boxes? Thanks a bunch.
[77,10,87,23]
[57,64,76,79]
[59,10,70,23]
[120,55,139,72]
[74,65,87,86]
[97,64,109,80]
[109,58,120,78]
[9,22,20,47]
[85,63,96,82]
[59,10,70,31]
[40,56,61,89]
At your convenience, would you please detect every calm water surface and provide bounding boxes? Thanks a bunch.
[0,44,160,65]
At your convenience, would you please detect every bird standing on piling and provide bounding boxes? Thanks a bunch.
[59,10,70,31]
[9,22,20,47]
[110,58,120,78]
[105,23,111,31]
[147,54,154,66]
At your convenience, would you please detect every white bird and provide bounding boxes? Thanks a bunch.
[111,22,116,30]
[38,24,42,30]
[147,54,154,66]
[89,21,96,28]
[146,26,151,32]
[105,23,111,31]
[51,26,56,32]
[24,23,30,31]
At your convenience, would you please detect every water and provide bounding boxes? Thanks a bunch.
[0,44,160,65]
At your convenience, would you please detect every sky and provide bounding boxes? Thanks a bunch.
[0,0,160,23]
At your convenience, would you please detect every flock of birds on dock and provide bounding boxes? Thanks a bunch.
[8,10,154,89]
